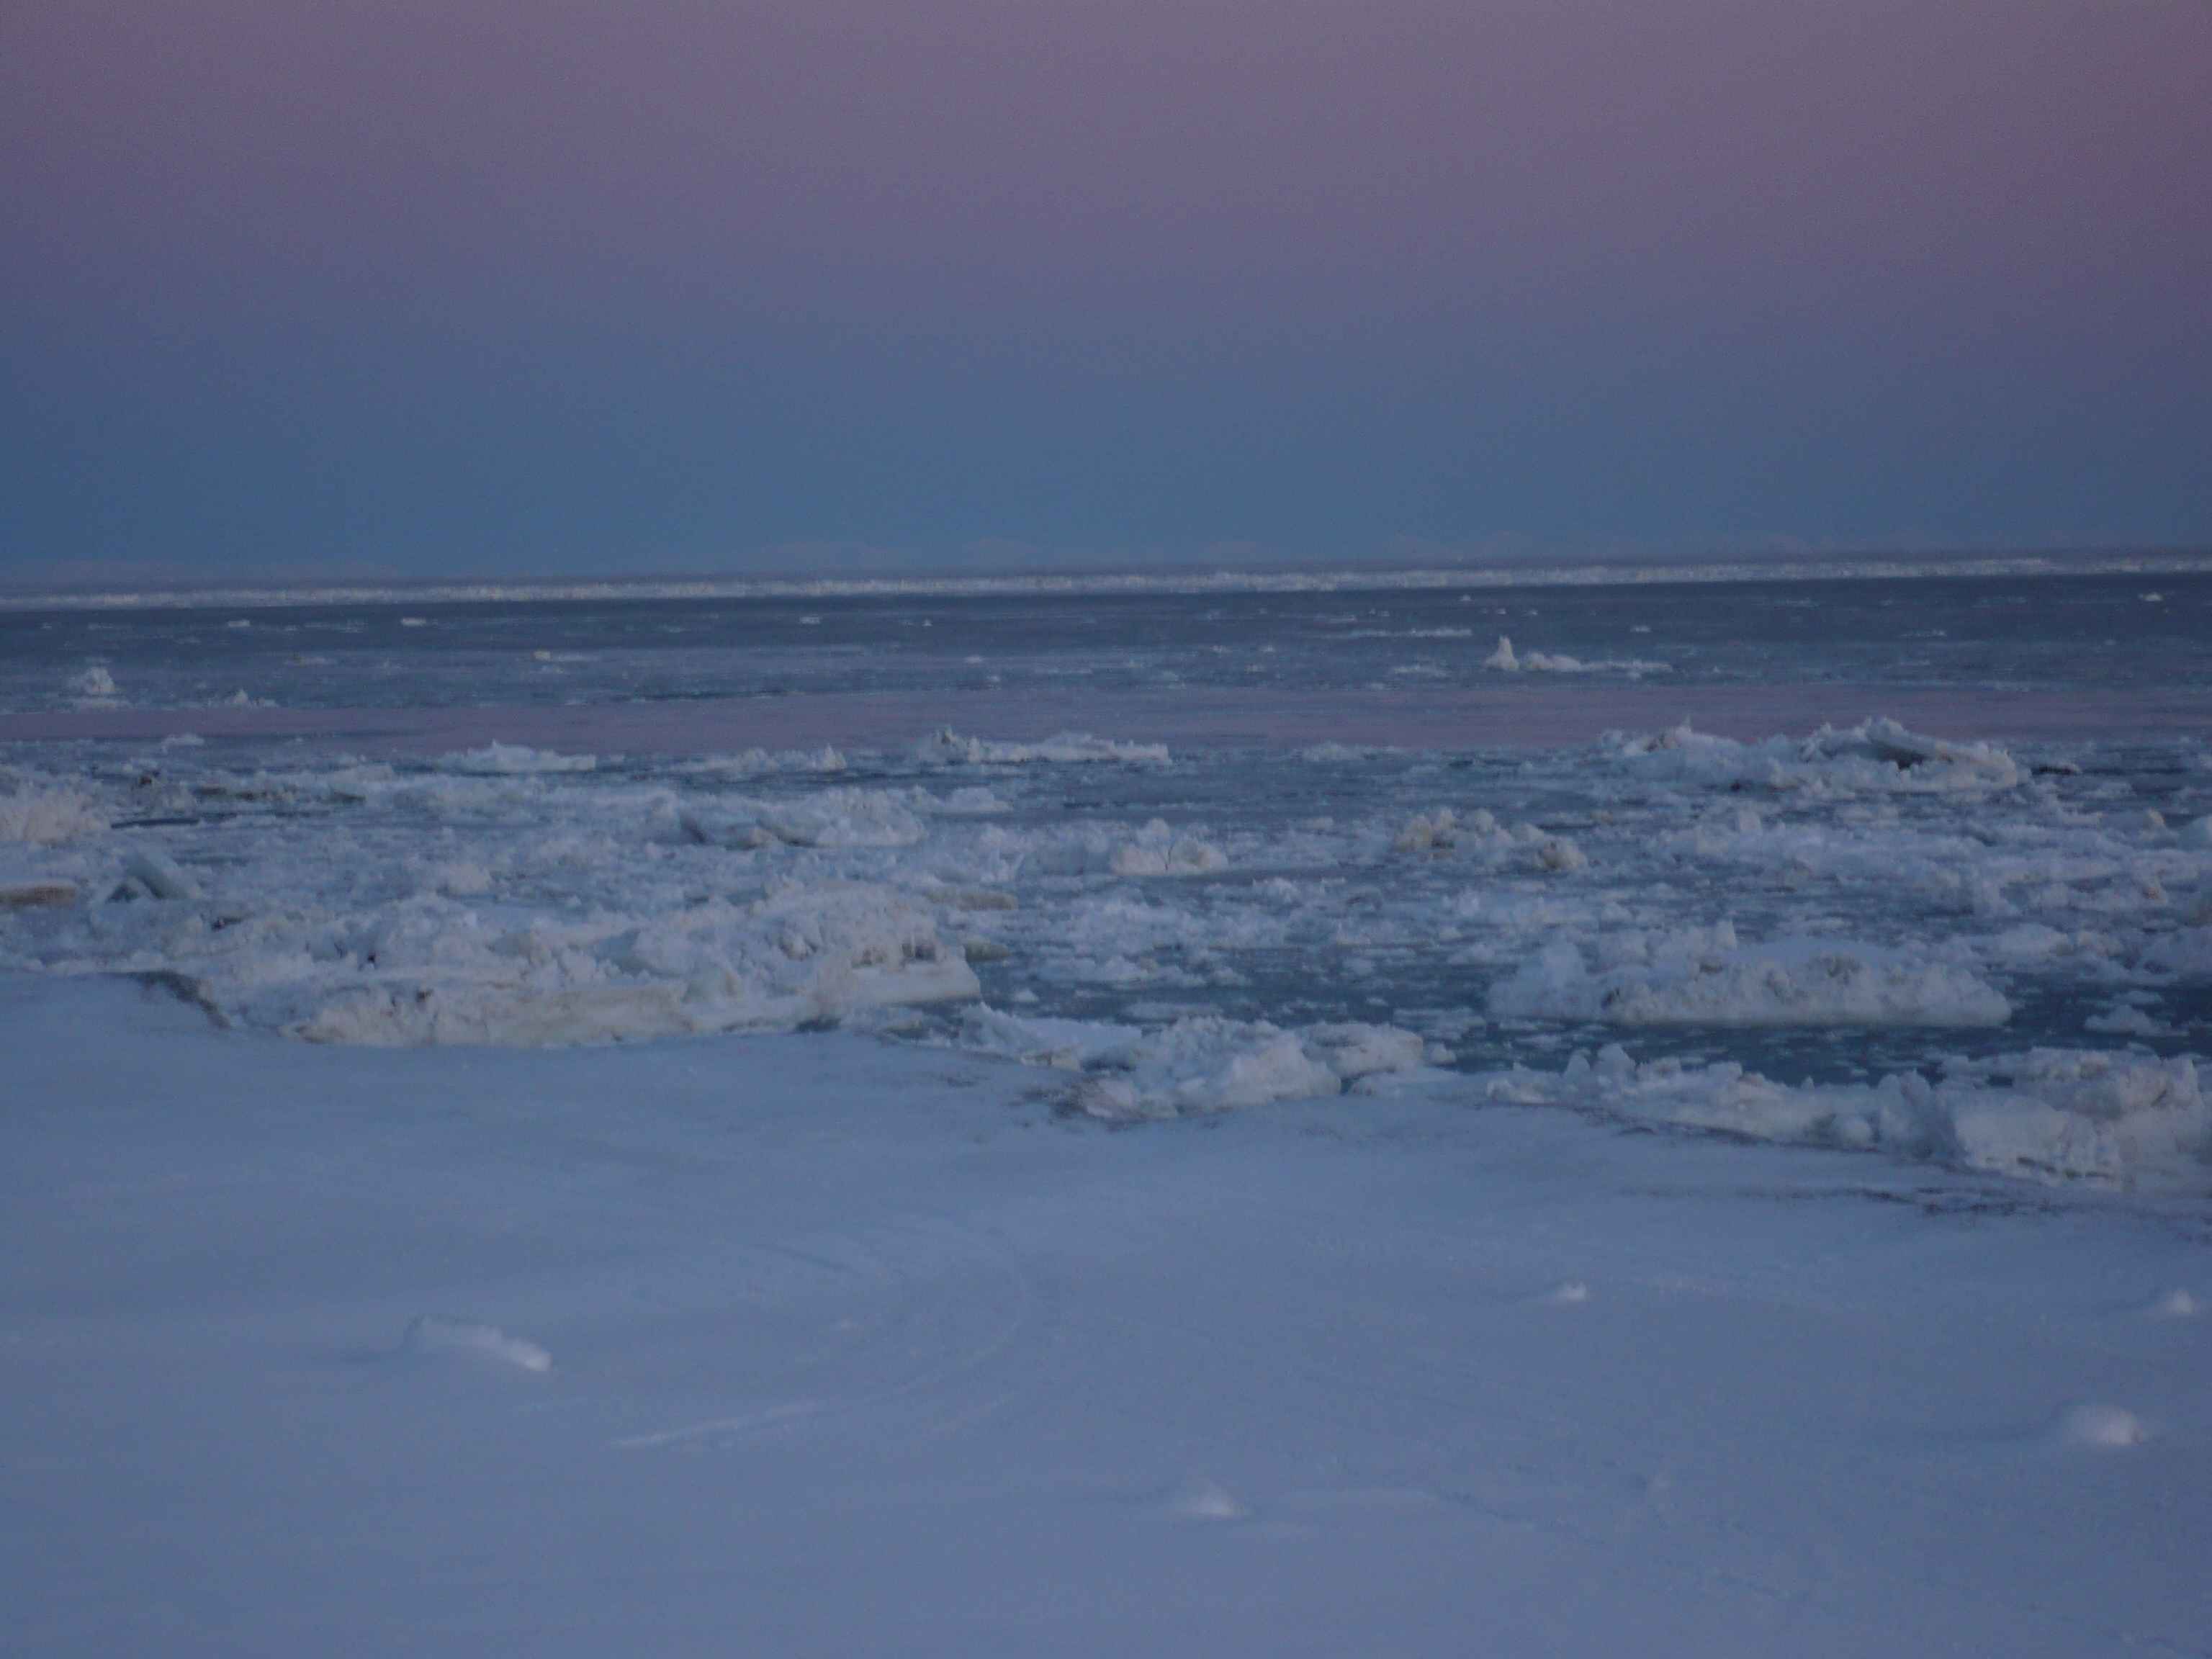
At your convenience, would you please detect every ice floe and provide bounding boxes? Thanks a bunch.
[961,1006,1433,1120]
[0,780,109,845]
[1488,927,2013,1028]
[69,665,123,706]
[1484,636,1668,675]
[1491,1042,2208,1187]
[915,727,1170,767]
[1603,717,2020,794]
[433,742,600,775]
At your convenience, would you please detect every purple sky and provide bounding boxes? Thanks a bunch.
[4,0,2208,576]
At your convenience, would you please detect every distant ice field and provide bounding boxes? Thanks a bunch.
[7,571,2212,715]
[6,572,2210,1190]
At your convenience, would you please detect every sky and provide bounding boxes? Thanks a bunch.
[4,0,2208,581]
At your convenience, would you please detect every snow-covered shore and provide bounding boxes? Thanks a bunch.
[4,972,2207,1655]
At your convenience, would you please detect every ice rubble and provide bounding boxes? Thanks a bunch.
[295,884,979,1045]
[960,1004,1433,1120]
[915,727,1171,767]
[432,743,599,775]
[670,784,978,849]
[683,746,848,778]
[1492,1043,2208,1189]
[0,780,109,845]
[1488,926,2013,1028]
[1483,636,1668,675]
[1393,807,1586,871]
[1602,717,2020,793]
[70,664,123,706]
[1024,819,1229,878]
[755,788,927,848]
[3,710,2206,1193]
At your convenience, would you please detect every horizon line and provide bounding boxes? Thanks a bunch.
[4,545,2210,614]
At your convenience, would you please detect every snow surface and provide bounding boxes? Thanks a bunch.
[4,973,2208,1656]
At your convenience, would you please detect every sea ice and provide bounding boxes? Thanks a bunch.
[1603,717,2020,793]
[433,742,598,775]
[757,788,927,848]
[914,727,1170,767]
[0,781,108,845]
[1483,636,1667,675]
[1488,930,2012,1028]
[69,664,123,705]
[1509,1042,2208,1187]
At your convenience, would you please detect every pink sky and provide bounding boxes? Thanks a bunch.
[4,1,2207,570]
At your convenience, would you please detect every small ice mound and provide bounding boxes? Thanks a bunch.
[1082,1025,1334,1120]
[1299,742,1397,763]
[1481,635,1664,675]
[1028,819,1227,878]
[686,746,848,779]
[976,1010,1429,1120]
[296,882,980,1046]
[1487,930,2011,1028]
[1110,834,1228,877]
[1168,1475,1249,1522]
[70,665,123,706]
[2053,1402,2148,1450]
[1545,1280,1591,1305]
[421,858,495,898]
[2180,817,2212,849]
[757,788,926,848]
[2147,1288,2200,1320]
[0,781,109,845]
[1603,716,2018,794]
[927,785,1012,817]
[2084,1001,2169,1038]
[433,742,597,775]
[914,727,1170,767]
[1498,1044,2208,1190]
[120,849,201,902]
[402,1316,552,1373]
[1303,1022,1429,1083]
[1533,835,1587,873]
[1941,1051,2208,1187]
[1395,808,1459,852]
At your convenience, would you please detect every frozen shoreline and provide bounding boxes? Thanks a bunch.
[4,971,2206,1655]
